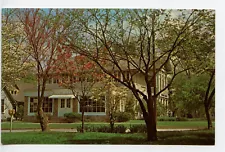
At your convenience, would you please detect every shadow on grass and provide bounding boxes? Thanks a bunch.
[67,137,146,144]
[67,130,215,145]
[154,130,215,145]
[1,130,214,145]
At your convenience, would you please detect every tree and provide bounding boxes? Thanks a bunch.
[61,9,213,141]
[2,9,32,89]
[53,50,102,133]
[91,75,130,132]
[173,10,215,129]
[171,73,214,119]
[17,9,69,131]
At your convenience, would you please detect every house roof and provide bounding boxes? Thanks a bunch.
[2,87,17,106]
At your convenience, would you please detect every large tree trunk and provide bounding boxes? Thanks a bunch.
[144,98,157,141]
[204,106,212,129]
[204,70,215,130]
[37,65,49,131]
[144,113,157,141]
[132,91,157,141]
[38,107,49,131]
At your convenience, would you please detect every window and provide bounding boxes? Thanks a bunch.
[10,90,17,95]
[67,99,71,108]
[43,98,53,112]
[120,100,125,112]
[79,96,105,113]
[53,78,59,84]
[61,99,65,108]
[30,97,52,113]
[30,97,38,112]
[1,99,4,113]
[47,78,52,84]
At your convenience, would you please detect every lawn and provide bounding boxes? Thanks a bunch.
[1,120,214,130]
[1,129,215,145]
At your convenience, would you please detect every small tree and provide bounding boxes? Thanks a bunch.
[17,9,69,131]
[2,9,32,88]
[92,75,130,132]
[54,50,102,133]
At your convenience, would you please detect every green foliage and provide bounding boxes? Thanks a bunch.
[21,73,36,83]
[157,116,176,121]
[64,113,82,123]
[77,124,127,133]
[176,117,188,121]
[129,124,147,133]
[157,102,167,117]
[125,98,136,119]
[115,112,131,122]
[114,125,127,133]
[95,126,111,133]
[171,73,215,118]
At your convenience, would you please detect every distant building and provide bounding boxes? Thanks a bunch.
[1,87,16,120]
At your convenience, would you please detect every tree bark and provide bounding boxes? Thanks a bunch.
[204,70,215,130]
[143,98,157,141]
[81,105,84,133]
[144,113,157,141]
[37,64,49,131]
[109,113,115,133]
[37,107,49,131]
[204,105,212,129]
[79,96,86,133]
[131,90,157,141]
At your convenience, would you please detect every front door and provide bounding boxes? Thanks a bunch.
[58,98,73,117]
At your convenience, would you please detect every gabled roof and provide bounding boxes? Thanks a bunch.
[2,86,17,106]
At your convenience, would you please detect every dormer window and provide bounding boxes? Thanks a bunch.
[10,90,18,95]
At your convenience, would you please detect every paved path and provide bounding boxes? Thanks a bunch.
[1,128,199,133]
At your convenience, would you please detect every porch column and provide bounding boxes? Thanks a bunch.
[24,96,28,118]
[53,99,58,117]
[72,98,78,113]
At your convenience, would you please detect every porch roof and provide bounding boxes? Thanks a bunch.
[49,95,75,99]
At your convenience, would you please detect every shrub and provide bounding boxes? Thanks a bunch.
[114,125,127,133]
[76,125,128,133]
[64,113,82,123]
[176,117,188,121]
[14,105,24,121]
[157,116,176,121]
[129,124,147,133]
[97,126,111,133]
[116,112,131,122]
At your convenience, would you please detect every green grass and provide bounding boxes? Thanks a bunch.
[1,120,215,130]
[1,129,215,145]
